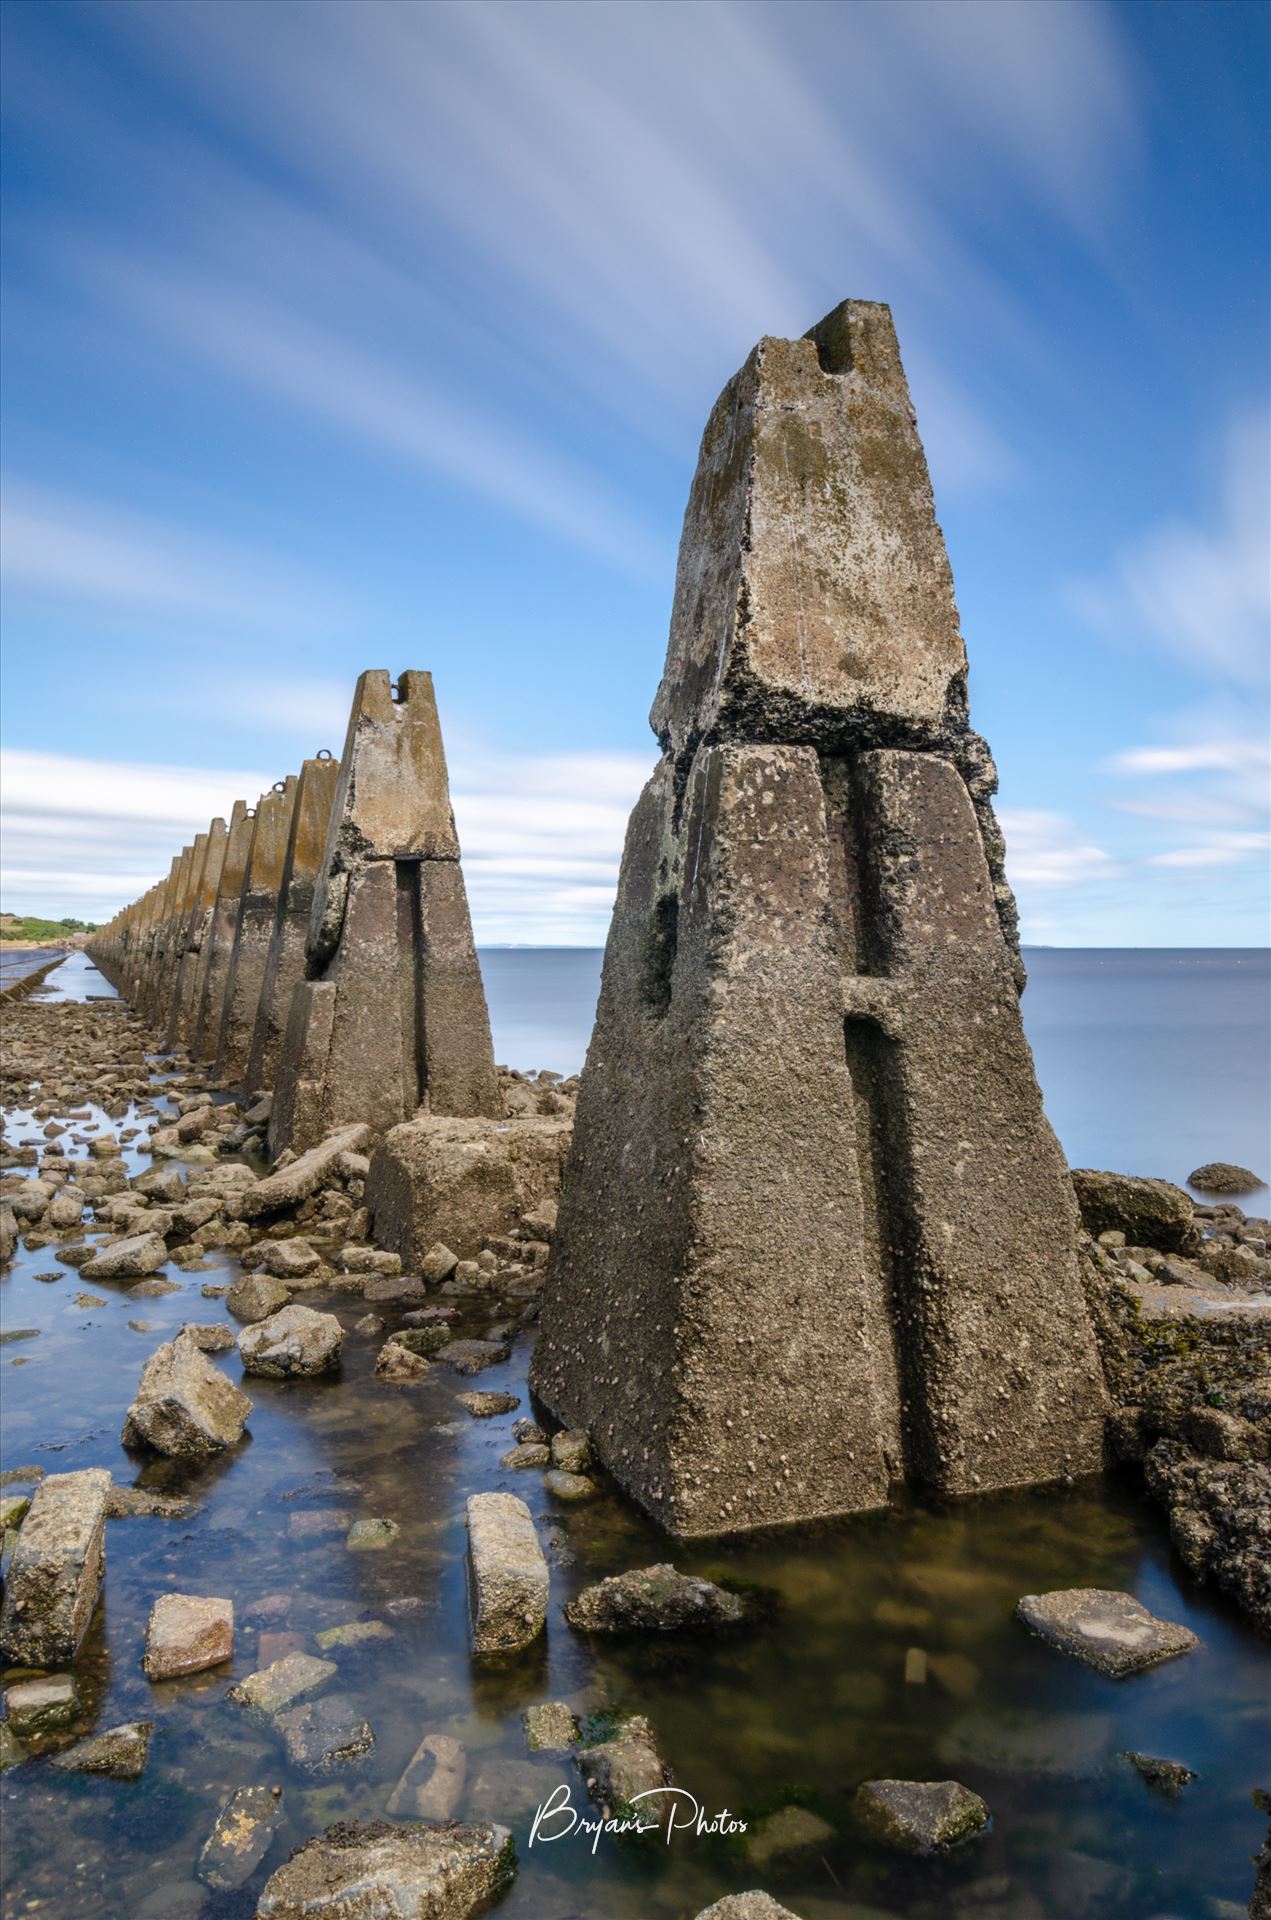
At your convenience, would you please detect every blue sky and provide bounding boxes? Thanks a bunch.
[1,0,1267,943]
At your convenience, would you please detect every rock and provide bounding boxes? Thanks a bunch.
[254,1818,515,1920]
[851,1778,989,1854]
[421,1242,459,1283]
[367,1112,572,1264]
[339,1245,402,1276]
[1144,1444,1271,1635]
[0,1466,110,1664]
[550,1428,591,1473]
[352,1312,386,1335]
[466,1492,548,1655]
[239,1124,372,1219]
[229,1651,336,1717]
[576,1715,672,1826]
[1070,1170,1198,1253]
[523,1701,578,1753]
[74,1288,107,1307]
[313,1618,392,1651]
[743,1806,836,1870]
[261,1238,321,1279]
[437,1338,510,1375]
[9,1179,53,1222]
[1189,1163,1264,1195]
[47,1188,85,1228]
[457,1391,519,1418]
[1121,1750,1197,1794]
[123,1333,252,1457]
[237,1304,342,1377]
[4,1672,79,1735]
[128,1275,183,1298]
[144,1592,234,1679]
[198,1785,285,1891]
[227,1272,292,1321]
[565,1563,748,1634]
[170,1195,224,1236]
[500,1444,549,1469]
[692,1898,804,1920]
[393,1323,453,1357]
[81,1230,168,1280]
[375,1340,431,1383]
[0,1492,30,1529]
[106,1484,195,1518]
[180,1322,235,1352]
[346,1516,400,1551]
[276,1692,375,1772]
[1015,1587,1199,1676]
[50,1720,153,1778]
[543,1470,597,1502]
[387,1731,467,1819]
[512,1418,545,1443]
[0,1723,27,1770]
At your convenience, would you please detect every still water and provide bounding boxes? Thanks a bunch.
[0,950,1267,1919]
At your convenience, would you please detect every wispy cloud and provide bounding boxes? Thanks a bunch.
[1070,415,1271,687]
[0,480,354,635]
[1000,808,1123,889]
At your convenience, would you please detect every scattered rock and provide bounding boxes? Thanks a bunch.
[261,1238,321,1280]
[1121,1749,1197,1795]
[0,1723,27,1770]
[254,1818,515,1920]
[127,1275,183,1298]
[421,1242,459,1283]
[313,1619,392,1651]
[81,1230,169,1280]
[550,1428,591,1473]
[180,1322,235,1353]
[275,1692,375,1772]
[576,1715,672,1828]
[106,1484,195,1519]
[229,1651,336,1717]
[437,1338,511,1375]
[374,1340,431,1383]
[198,1785,285,1891]
[226,1272,292,1321]
[851,1777,989,1854]
[500,1444,549,1470]
[144,1592,234,1679]
[691,1898,804,1920]
[339,1245,402,1276]
[346,1517,399,1552]
[239,1124,371,1219]
[565,1563,748,1634]
[466,1491,548,1655]
[4,1672,79,1735]
[49,1720,153,1779]
[1189,1163,1264,1195]
[523,1701,578,1753]
[1144,1445,1271,1636]
[743,1806,836,1870]
[122,1333,252,1457]
[457,1391,519,1418]
[1070,1170,1198,1253]
[1015,1587,1199,1676]
[387,1731,467,1819]
[543,1469,597,1502]
[0,1466,110,1664]
[237,1304,342,1377]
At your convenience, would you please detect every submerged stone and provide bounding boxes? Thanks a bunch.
[229,1651,336,1717]
[198,1784,285,1891]
[851,1777,989,1854]
[743,1807,836,1870]
[1015,1587,1199,1677]
[565,1563,748,1634]
[575,1714,672,1828]
[1122,1750,1197,1795]
[0,1466,110,1665]
[275,1692,375,1773]
[346,1516,399,1552]
[254,1817,515,1920]
[387,1731,467,1820]
[4,1672,79,1735]
[522,1701,578,1753]
[49,1720,153,1779]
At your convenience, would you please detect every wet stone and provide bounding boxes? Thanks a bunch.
[438,1338,511,1375]
[0,1465,110,1665]
[0,1723,27,1770]
[253,1817,516,1920]
[1122,1750,1198,1794]
[229,1651,336,1717]
[180,1321,235,1352]
[543,1469,597,1502]
[226,1272,291,1321]
[106,1484,195,1519]
[387,1730,467,1820]
[237,1304,342,1377]
[549,1428,591,1473]
[144,1592,234,1679]
[457,1390,519,1418]
[81,1229,168,1280]
[565,1563,749,1634]
[122,1333,251,1458]
[127,1275,183,1298]
[4,1672,79,1735]
[852,1777,990,1854]
[693,1899,806,1920]
[1015,1587,1199,1677]
[744,1805,836,1870]
[576,1714,672,1827]
[500,1444,549,1470]
[375,1339,431,1383]
[198,1784,285,1890]
[523,1701,578,1753]
[313,1618,392,1651]
[346,1516,399,1551]
[50,1720,154,1779]
[275,1692,375,1773]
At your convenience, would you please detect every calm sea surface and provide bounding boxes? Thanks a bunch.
[1,947,1265,1919]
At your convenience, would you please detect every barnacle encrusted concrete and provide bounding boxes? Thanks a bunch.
[531,298,1107,1537]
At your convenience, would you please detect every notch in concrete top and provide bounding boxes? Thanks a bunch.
[649,298,968,767]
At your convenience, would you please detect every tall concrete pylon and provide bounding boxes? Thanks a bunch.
[531,299,1106,1538]
[270,670,498,1156]
[215,777,297,1081]
[139,849,189,1028]
[192,799,253,1061]
[166,818,228,1050]
[244,752,340,1095]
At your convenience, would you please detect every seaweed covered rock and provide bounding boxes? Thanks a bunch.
[254,1817,515,1919]
[565,1564,749,1634]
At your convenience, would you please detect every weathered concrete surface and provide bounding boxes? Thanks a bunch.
[245,754,340,1095]
[1015,1587,1199,1676]
[255,1819,516,1920]
[532,299,1106,1537]
[192,799,254,1060]
[144,1592,234,1678]
[216,776,298,1080]
[0,1467,110,1665]
[270,671,498,1156]
[367,1113,572,1263]
[466,1491,548,1655]
[239,1123,370,1219]
[122,1332,252,1457]
[139,848,190,1025]
[167,818,228,1050]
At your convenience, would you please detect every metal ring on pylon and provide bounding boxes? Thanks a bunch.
[390,678,404,702]
[245,808,256,819]
[316,749,334,761]
[273,780,287,793]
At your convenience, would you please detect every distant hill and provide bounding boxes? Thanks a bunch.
[0,914,98,944]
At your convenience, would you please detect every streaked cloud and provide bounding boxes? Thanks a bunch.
[1000,808,1123,890]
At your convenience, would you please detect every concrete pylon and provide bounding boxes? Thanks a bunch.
[270,670,498,1156]
[166,819,228,1050]
[155,833,208,1036]
[191,800,253,1060]
[531,299,1106,1538]
[140,849,190,1027]
[244,753,340,1095]
[215,777,298,1081]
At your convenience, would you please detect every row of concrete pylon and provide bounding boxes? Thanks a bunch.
[87,670,501,1160]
